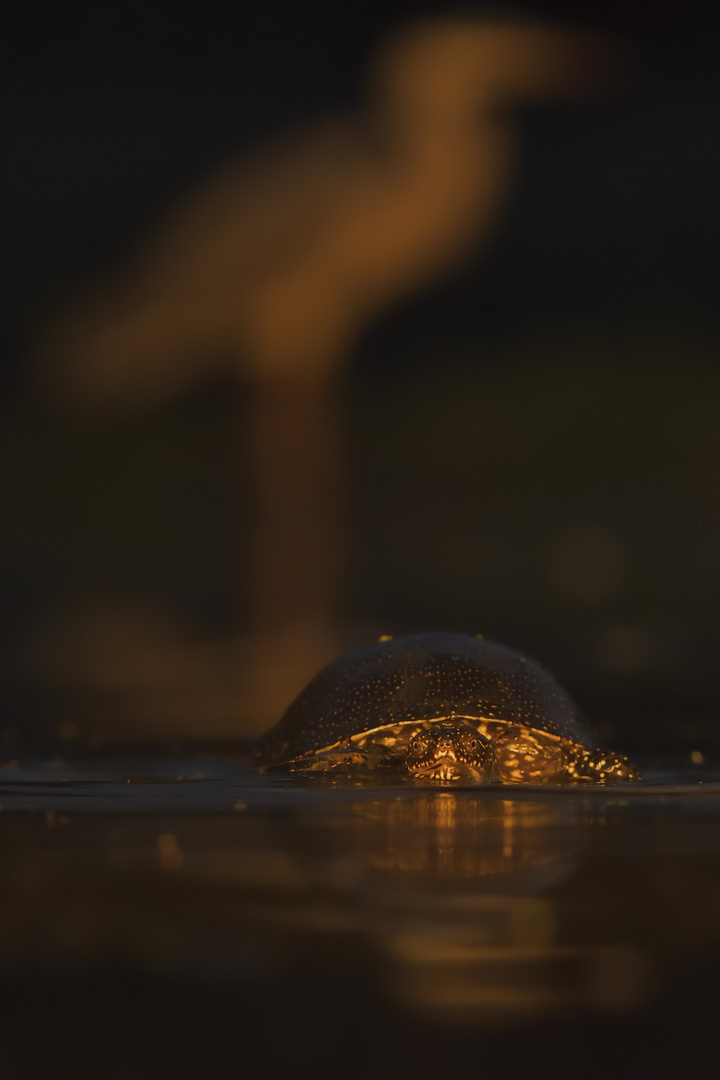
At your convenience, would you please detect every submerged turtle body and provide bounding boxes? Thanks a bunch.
[251,633,639,785]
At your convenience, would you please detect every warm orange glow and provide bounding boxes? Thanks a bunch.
[39,20,607,403]
[157,832,184,870]
[35,18,615,728]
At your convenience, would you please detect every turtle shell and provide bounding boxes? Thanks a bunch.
[251,632,598,769]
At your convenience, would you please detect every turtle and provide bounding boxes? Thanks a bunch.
[249,632,640,785]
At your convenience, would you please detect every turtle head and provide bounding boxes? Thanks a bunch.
[405,721,494,782]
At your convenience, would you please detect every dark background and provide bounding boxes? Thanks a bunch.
[2,9,720,1077]
[2,0,719,746]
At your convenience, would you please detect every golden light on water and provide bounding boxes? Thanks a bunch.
[157,833,185,870]
[135,788,653,1024]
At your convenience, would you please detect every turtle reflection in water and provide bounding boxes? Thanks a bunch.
[250,633,639,785]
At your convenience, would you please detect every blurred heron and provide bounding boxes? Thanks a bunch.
[37,17,611,727]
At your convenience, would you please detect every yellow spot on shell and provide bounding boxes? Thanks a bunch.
[378,634,393,642]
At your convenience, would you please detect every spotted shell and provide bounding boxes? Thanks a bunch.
[251,632,599,767]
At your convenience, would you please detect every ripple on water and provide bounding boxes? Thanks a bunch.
[0,755,719,1031]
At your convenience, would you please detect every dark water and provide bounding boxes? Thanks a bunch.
[1,756,719,1079]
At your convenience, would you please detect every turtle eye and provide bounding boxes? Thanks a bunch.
[410,732,430,755]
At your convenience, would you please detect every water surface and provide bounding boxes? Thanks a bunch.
[1,756,718,1078]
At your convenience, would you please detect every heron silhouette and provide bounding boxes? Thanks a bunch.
[38,17,611,731]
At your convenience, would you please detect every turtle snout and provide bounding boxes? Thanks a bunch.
[406,723,494,784]
[434,735,457,760]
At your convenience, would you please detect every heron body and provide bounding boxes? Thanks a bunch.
[42,18,602,400]
[38,19,609,728]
